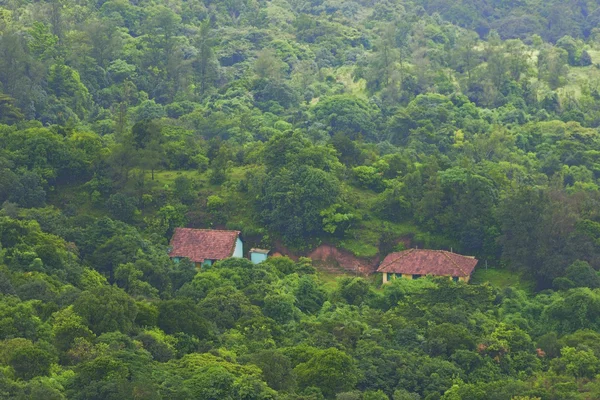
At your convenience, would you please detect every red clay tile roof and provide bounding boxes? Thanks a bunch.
[169,228,240,263]
[377,249,478,277]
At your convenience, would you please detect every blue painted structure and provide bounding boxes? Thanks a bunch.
[250,248,269,264]
[233,238,244,258]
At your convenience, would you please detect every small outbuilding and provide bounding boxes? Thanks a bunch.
[250,248,270,264]
[169,228,243,268]
[378,249,478,283]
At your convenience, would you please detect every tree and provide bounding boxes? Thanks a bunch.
[247,350,296,391]
[70,354,133,399]
[552,346,600,379]
[254,49,286,81]
[47,63,91,119]
[135,329,175,362]
[537,45,568,89]
[294,276,327,315]
[73,286,138,335]
[262,293,296,324]
[106,193,138,223]
[114,263,159,298]
[320,203,357,236]
[0,93,24,124]
[262,130,310,171]
[89,233,142,282]
[545,288,600,334]
[453,31,481,86]
[498,187,577,285]
[131,119,162,150]
[143,6,184,101]
[9,341,56,380]
[566,260,600,288]
[259,165,341,244]
[198,286,255,331]
[331,132,364,166]
[426,323,476,357]
[51,306,95,355]
[158,299,211,338]
[133,100,166,122]
[579,50,592,66]
[556,36,579,66]
[294,348,359,398]
[336,277,372,306]
[417,167,498,254]
[0,29,41,110]
[9,172,46,208]
[166,353,275,399]
[312,95,379,140]
[146,204,187,238]
[28,22,58,60]
[358,23,401,94]
[86,20,122,69]
[192,19,219,96]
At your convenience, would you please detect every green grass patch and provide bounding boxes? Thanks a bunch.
[48,182,106,218]
[471,267,535,293]
[149,170,202,187]
[338,238,379,258]
[559,63,600,99]
[315,267,355,291]
[344,184,379,209]
[586,49,600,63]
[360,219,420,237]
[335,65,368,98]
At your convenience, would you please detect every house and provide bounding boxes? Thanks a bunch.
[250,248,270,264]
[377,249,478,284]
[169,228,243,268]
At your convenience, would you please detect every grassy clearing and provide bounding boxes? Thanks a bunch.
[338,238,379,258]
[340,183,456,257]
[335,65,368,98]
[558,54,600,99]
[150,170,200,185]
[471,267,535,293]
[48,183,105,217]
[559,66,596,98]
[315,267,355,290]
[586,49,600,63]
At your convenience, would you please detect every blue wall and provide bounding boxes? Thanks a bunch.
[233,237,243,258]
[250,251,268,264]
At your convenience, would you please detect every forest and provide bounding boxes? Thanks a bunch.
[2,0,600,398]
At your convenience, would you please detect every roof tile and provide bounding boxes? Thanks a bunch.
[377,249,478,277]
[169,228,240,263]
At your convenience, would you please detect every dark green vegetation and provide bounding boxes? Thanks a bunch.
[2,0,600,398]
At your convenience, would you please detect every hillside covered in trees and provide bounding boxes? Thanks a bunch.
[2,0,600,398]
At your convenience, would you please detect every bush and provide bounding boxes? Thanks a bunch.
[106,193,138,222]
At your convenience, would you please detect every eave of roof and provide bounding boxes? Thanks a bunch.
[169,228,241,263]
[377,249,478,277]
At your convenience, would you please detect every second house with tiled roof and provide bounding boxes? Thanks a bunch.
[169,228,243,268]
[377,249,478,284]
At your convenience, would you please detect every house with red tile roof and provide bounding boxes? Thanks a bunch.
[169,228,243,268]
[377,249,478,283]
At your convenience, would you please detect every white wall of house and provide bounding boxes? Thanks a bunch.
[233,237,243,258]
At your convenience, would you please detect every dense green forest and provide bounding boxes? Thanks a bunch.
[2,0,600,398]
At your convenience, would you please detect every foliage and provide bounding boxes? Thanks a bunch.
[2,0,600,397]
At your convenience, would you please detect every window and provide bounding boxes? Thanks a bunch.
[412,274,421,279]
[452,276,459,282]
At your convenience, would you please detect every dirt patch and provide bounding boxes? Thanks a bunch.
[271,242,382,276]
[307,244,380,275]
[271,241,300,261]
